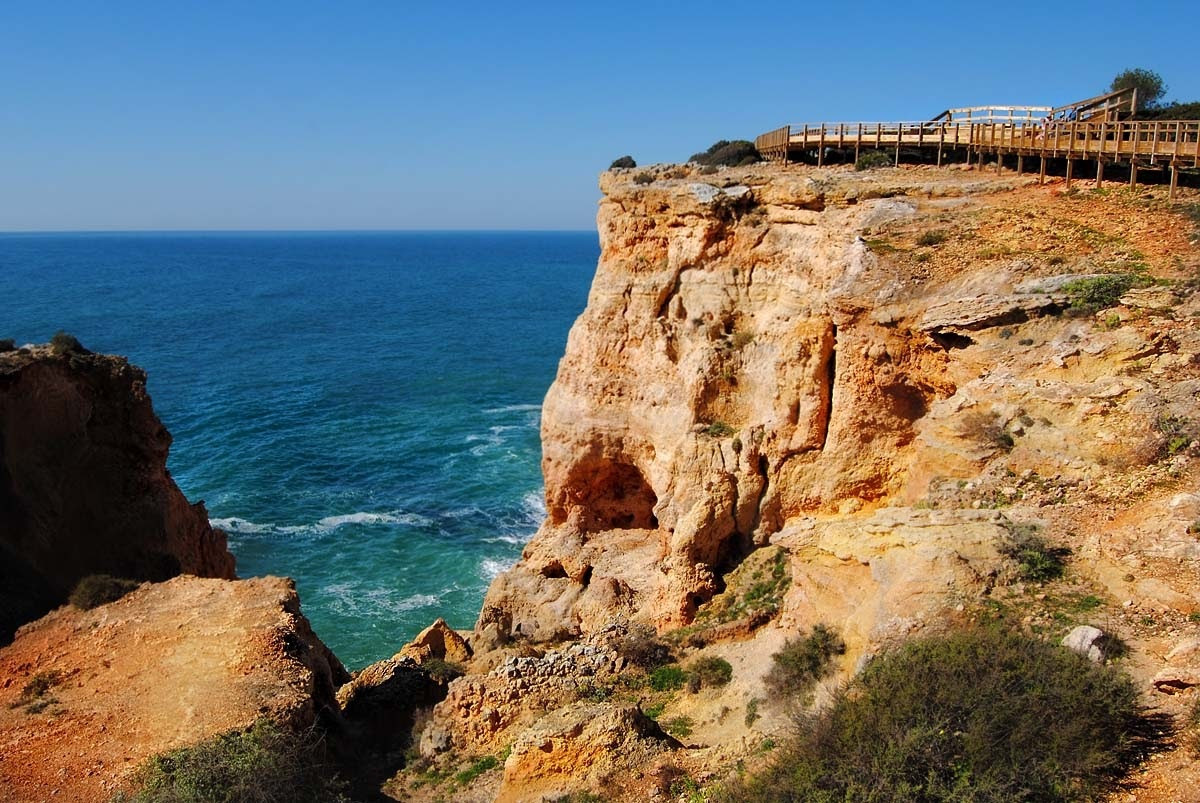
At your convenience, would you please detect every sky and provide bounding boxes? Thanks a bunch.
[2,1,1196,231]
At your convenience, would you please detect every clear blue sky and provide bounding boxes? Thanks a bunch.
[3,1,1195,231]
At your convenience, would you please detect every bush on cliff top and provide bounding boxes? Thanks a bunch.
[112,719,348,803]
[50,330,85,355]
[719,625,1160,803]
[689,140,761,167]
[0,338,15,352]
[610,155,636,169]
[70,574,141,610]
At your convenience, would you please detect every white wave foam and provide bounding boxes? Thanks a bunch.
[482,403,542,414]
[480,558,514,580]
[324,582,440,615]
[209,516,274,533]
[521,490,547,521]
[276,509,434,535]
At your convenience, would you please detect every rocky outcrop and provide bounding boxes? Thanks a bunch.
[0,575,348,803]
[398,617,473,665]
[496,702,679,803]
[421,627,624,757]
[476,167,1034,646]
[0,344,235,642]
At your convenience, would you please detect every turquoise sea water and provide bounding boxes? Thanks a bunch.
[0,232,597,668]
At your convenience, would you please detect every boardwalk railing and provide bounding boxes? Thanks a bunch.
[758,120,1200,163]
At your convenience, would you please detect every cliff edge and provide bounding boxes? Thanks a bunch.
[0,342,236,642]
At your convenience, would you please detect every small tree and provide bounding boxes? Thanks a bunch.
[610,155,637,169]
[1110,68,1166,109]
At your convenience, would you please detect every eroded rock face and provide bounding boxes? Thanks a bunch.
[0,576,348,803]
[0,345,236,642]
[477,168,1030,645]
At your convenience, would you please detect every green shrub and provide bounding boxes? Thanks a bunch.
[719,626,1158,803]
[689,140,761,167]
[453,755,500,786]
[1000,524,1068,582]
[633,172,654,185]
[422,658,466,683]
[609,155,636,169]
[69,574,140,610]
[702,421,735,437]
[663,715,694,739]
[1063,273,1135,310]
[615,623,673,669]
[649,665,688,692]
[113,719,347,802]
[0,338,15,352]
[9,670,60,712]
[855,150,892,171]
[744,698,761,727]
[916,230,949,246]
[959,410,1014,452]
[689,656,733,688]
[764,624,844,700]
[50,331,85,355]
[1156,414,1195,457]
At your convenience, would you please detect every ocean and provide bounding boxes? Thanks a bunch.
[0,231,598,669]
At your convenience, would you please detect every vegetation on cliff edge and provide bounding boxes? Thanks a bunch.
[112,719,348,803]
[718,625,1163,803]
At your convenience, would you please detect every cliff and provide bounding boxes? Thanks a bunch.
[419,163,1200,801]
[0,343,236,642]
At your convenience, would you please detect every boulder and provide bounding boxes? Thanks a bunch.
[397,617,472,665]
[1061,625,1107,662]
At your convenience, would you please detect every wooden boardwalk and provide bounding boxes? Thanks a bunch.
[756,89,1199,198]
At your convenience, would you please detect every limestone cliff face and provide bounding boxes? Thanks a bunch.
[477,168,1027,644]
[0,344,236,642]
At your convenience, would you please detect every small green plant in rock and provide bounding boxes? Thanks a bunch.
[702,420,736,438]
[423,659,466,683]
[649,665,688,692]
[745,698,761,727]
[916,230,949,246]
[731,330,755,349]
[10,671,60,713]
[1188,520,1200,536]
[1000,523,1068,582]
[633,172,654,185]
[453,755,500,787]
[689,656,733,689]
[959,409,1014,452]
[1063,273,1137,310]
[615,623,673,669]
[764,624,845,700]
[1156,414,1195,456]
[663,715,695,739]
[69,574,140,610]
